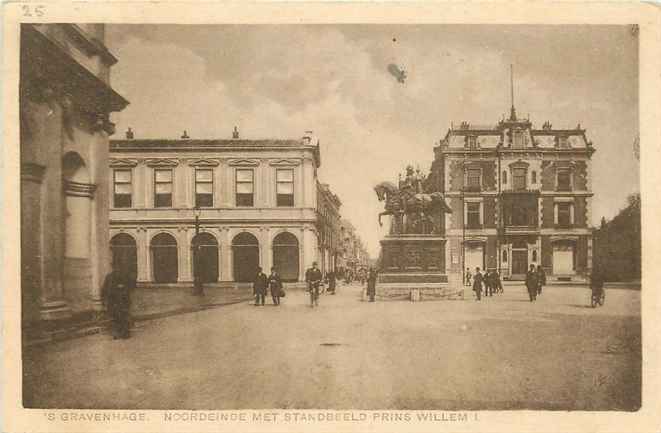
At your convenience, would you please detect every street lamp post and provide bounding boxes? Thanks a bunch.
[193,205,204,296]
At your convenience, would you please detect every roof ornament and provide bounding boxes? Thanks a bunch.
[542,121,552,130]
[125,127,134,139]
[181,130,190,139]
[233,126,240,139]
[509,64,518,121]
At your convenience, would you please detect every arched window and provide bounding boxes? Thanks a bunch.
[111,233,137,282]
[273,232,300,282]
[192,232,219,283]
[151,233,178,283]
[502,171,507,184]
[232,232,259,282]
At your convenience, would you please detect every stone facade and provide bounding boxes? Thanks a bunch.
[20,24,128,325]
[108,132,326,286]
[316,182,342,275]
[431,108,595,283]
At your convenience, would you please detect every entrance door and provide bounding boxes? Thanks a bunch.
[511,250,528,275]
[465,245,484,271]
[272,232,299,282]
[232,232,259,282]
[110,233,137,282]
[192,233,219,283]
[151,233,178,283]
[553,242,575,275]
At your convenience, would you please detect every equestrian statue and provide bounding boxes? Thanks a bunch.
[374,165,451,235]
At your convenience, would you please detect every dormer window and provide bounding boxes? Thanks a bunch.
[558,136,570,149]
[513,129,525,148]
[467,135,478,149]
[512,167,527,190]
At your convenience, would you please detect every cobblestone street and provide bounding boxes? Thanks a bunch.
[23,283,641,411]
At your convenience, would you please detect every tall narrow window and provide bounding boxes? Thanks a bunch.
[276,169,294,207]
[467,135,478,149]
[195,168,213,207]
[512,168,527,190]
[557,203,572,227]
[466,168,481,191]
[236,169,254,207]
[513,130,524,148]
[466,202,481,228]
[531,170,537,184]
[557,170,571,191]
[154,169,173,208]
[113,169,132,208]
[502,170,508,184]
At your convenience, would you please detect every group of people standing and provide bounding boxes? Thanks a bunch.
[468,267,503,301]
[254,262,341,308]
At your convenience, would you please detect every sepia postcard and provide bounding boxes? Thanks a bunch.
[2,1,661,432]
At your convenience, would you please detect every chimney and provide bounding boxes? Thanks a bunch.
[125,127,134,139]
[232,126,239,139]
[181,130,190,139]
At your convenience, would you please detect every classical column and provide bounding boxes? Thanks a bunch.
[298,227,305,281]
[137,228,150,283]
[260,227,272,272]
[302,159,315,208]
[179,228,192,283]
[21,162,46,325]
[220,227,231,282]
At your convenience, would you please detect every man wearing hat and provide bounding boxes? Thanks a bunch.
[305,261,323,308]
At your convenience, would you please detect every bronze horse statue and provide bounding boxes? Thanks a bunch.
[374,181,451,228]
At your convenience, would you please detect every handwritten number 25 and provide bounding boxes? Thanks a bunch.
[22,5,45,17]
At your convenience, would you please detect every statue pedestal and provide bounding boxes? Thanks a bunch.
[377,235,463,301]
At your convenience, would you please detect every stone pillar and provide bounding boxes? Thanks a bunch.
[302,226,319,270]
[26,98,71,321]
[220,227,231,282]
[303,159,315,208]
[21,163,46,325]
[179,228,192,283]
[259,227,272,272]
[137,228,150,283]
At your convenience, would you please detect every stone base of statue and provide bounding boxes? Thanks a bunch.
[375,235,463,301]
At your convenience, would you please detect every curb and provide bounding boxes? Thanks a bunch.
[25,297,253,348]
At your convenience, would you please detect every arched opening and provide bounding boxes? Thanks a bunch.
[192,232,219,283]
[62,152,91,259]
[232,232,259,282]
[273,232,300,282]
[151,233,178,283]
[110,233,137,283]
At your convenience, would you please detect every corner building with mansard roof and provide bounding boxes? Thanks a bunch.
[430,107,595,283]
[108,131,326,287]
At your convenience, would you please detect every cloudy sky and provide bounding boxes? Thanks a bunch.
[106,25,639,257]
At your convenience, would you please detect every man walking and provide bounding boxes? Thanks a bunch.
[102,261,134,339]
[327,270,337,295]
[366,267,378,302]
[526,264,538,302]
[267,267,283,306]
[536,265,546,296]
[305,261,323,308]
[465,268,472,287]
[253,266,268,306]
[473,267,483,301]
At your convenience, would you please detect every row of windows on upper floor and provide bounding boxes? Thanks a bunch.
[463,167,573,192]
[463,200,577,229]
[113,167,295,209]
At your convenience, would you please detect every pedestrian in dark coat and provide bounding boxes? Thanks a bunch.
[485,270,494,297]
[493,269,503,294]
[305,262,323,308]
[327,270,337,295]
[536,265,546,295]
[525,264,538,302]
[253,267,268,306]
[267,268,283,306]
[366,268,377,302]
[472,267,483,301]
[102,266,134,339]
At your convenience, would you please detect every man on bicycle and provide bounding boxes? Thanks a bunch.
[305,261,323,308]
